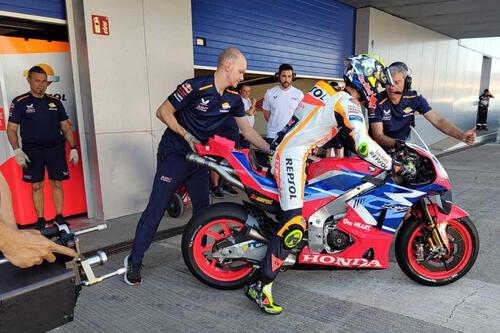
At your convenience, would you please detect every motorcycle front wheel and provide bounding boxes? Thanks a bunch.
[396,215,479,286]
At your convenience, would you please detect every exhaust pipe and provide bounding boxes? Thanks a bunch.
[187,153,244,190]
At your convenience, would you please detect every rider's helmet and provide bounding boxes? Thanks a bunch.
[343,54,393,109]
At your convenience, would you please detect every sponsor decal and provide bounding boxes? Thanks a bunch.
[348,106,362,115]
[369,150,388,169]
[308,86,328,101]
[63,171,69,176]
[349,115,363,122]
[23,174,32,180]
[285,158,297,199]
[403,106,413,113]
[160,175,172,183]
[242,241,265,253]
[174,82,193,101]
[342,218,372,231]
[273,95,278,99]
[357,142,369,157]
[196,98,209,112]
[25,104,36,113]
[250,193,273,205]
[221,102,230,109]
[300,254,382,268]
[48,102,58,111]
[382,109,391,120]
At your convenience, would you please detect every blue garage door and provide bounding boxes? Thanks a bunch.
[192,0,355,78]
[0,0,66,21]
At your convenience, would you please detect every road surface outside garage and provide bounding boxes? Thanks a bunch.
[53,144,500,333]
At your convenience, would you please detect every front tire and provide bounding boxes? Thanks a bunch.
[396,216,479,286]
[181,202,256,290]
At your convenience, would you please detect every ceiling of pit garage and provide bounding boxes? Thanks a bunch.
[338,0,500,39]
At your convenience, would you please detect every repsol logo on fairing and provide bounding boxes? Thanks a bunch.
[285,158,297,199]
[300,254,382,268]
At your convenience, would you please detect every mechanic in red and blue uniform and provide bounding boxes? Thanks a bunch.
[369,61,476,149]
[124,48,270,285]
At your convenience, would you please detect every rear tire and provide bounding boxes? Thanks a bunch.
[396,216,479,286]
[181,202,256,290]
[166,193,184,218]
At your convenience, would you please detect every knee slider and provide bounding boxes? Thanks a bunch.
[277,216,305,250]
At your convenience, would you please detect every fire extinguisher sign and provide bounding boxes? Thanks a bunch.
[92,15,110,36]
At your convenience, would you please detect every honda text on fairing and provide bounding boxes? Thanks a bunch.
[181,131,479,289]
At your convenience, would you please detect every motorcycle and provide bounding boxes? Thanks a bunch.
[181,130,479,290]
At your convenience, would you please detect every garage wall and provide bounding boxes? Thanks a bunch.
[192,0,355,78]
[356,7,500,145]
[71,0,194,220]
[0,0,66,20]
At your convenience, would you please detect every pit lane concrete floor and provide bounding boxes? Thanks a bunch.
[52,143,500,333]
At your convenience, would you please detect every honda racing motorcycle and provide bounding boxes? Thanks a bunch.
[181,130,479,289]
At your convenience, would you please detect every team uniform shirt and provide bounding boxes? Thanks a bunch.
[263,85,304,139]
[271,81,393,211]
[241,97,255,128]
[8,93,69,150]
[369,90,432,140]
[163,75,245,153]
[478,94,490,109]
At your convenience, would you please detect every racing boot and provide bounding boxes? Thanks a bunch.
[244,281,282,315]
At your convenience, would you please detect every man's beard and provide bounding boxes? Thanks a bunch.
[280,82,290,89]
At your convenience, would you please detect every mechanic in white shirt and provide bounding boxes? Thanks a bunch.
[261,64,304,143]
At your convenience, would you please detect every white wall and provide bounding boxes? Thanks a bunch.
[356,8,500,145]
[78,0,194,219]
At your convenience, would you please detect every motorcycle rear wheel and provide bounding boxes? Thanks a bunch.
[396,215,479,286]
[181,202,256,290]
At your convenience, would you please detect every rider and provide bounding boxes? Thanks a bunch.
[244,54,414,314]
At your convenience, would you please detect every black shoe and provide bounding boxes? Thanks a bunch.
[222,184,238,196]
[124,255,143,286]
[211,187,224,199]
[476,125,482,131]
[54,214,70,226]
[483,126,488,131]
[35,217,47,230]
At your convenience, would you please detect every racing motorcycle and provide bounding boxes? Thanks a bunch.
[181,130,479,290]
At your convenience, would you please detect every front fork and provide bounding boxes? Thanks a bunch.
[413,198,450,259]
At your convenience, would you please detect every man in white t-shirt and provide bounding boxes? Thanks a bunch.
[239,84,257,148]
[261,64,304,143]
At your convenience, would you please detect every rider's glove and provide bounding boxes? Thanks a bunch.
[183,132,201,152]
[69,148,79,166]
[14,148,30,168]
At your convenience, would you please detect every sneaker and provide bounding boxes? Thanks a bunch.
[211,187,225,199]
[54,214,70,226]
[244,281,282,315]
[476,125,482,131]
[124,255,143,286]
[35,217,47,230]
[483,126,488,131]
[222,184,238,196]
